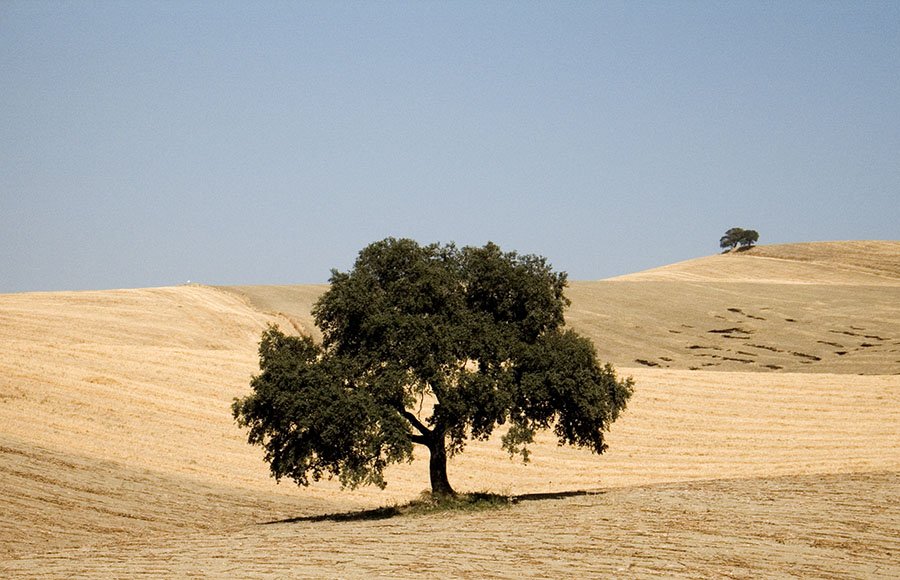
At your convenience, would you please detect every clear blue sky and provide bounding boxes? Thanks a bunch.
[2,1,898,292]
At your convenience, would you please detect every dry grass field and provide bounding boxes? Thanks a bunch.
[1,241,898,578]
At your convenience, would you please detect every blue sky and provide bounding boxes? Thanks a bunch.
[2,1,898,292]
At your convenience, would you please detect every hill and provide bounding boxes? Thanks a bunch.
[566,241,899,374]
[612,240,900,284]
[1,241,898,577]
[226,241,900,374]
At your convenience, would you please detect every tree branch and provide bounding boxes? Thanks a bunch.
[408,433,429,446]
[399,408,431,439]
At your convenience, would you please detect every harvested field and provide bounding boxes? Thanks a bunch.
[1,242,898,577]
[3,472,897,578]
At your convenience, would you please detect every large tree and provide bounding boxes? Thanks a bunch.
[233,238,633,497]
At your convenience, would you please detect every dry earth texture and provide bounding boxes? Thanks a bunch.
[1,241,898,578]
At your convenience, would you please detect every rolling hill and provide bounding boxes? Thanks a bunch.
[227,240,900,374]
[1,241,898,578]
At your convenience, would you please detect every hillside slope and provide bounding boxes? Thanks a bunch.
[226,242,900,374]
[569,241,900,373]
[0,286,385,558]
[612,240,900,283]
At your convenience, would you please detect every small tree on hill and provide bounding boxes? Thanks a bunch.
[738,229,759,248]
[232,238,633,497]
[720,227,759,251]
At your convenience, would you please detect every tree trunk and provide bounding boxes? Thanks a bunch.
[427,434,455,498]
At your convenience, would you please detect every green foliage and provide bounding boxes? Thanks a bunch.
[231,328,414,489]
[720,227,759,250]
[233,238,633,495]
[739,229,760,247]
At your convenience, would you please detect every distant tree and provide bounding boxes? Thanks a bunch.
[720,227,744,251]
[720,227,759,251]
[738,229,759,248]
[232,238,633,497]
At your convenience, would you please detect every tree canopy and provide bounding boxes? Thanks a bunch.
[232,238,633,496]
[720,227,759,251]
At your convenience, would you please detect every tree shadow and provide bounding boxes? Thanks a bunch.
[265,505,403,524]
[261,489,605,525]
[513,489,603,502]
[720,246,757,254]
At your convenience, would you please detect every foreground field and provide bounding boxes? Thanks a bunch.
[1,242,898,577]
[4,472,896,578]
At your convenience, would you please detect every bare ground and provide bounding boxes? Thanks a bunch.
[3,471,897,579]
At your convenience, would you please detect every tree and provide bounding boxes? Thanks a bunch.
[719,227,744,251]
[232,238,633,497]
[738,229,759,248]
[720,227,759,251]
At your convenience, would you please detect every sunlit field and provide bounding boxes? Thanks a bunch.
[2,242,898,578]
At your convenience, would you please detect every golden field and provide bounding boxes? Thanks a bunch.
[1,241,898,578]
